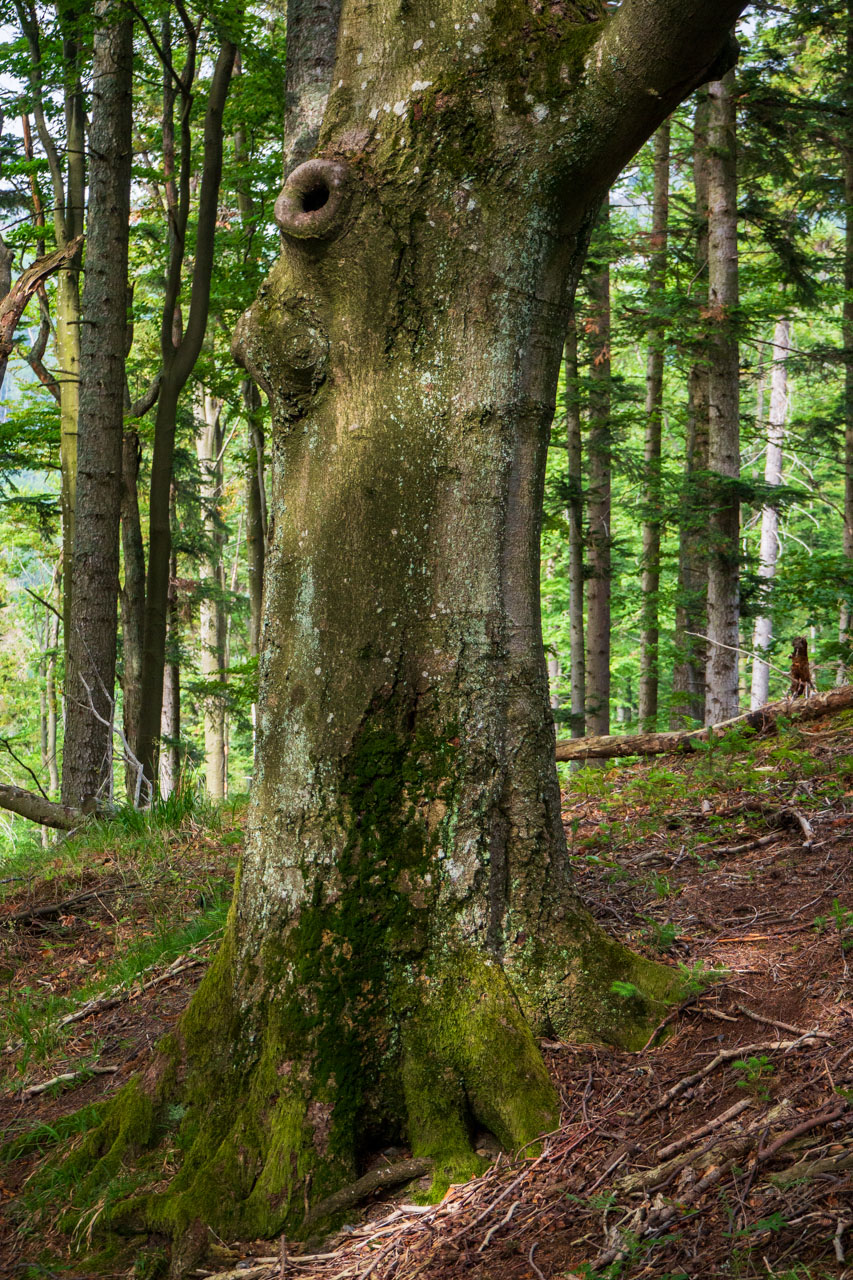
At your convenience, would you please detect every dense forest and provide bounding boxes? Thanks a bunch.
[2,0,853,1277]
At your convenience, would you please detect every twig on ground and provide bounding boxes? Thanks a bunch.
[19,1064,118,1098]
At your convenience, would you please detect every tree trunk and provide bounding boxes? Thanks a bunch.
[638,120,670,730]
[62,0,133,807]
[672,91,710,726]
[75,0,747,1254]
[585,209,612,738]
[195,391,228,798]
[159,485,181,800]
[750,318,790,709]
[244,381,266,660]
[565,311,585,740]
[46,566,61,797]
[841,0,853,680]
[704,70,741,725]
[136,40,238,788]
[120,429,146,792]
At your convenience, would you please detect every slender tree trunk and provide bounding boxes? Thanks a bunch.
[750,318,790,708]
[136,41,238,788]
[75,0,746,1254]
[638,120,670,730]
[46,567,60,797]
[841,0,853,679]
[244,381,266,660]
[565,311,585,740]
[195,391,228,798]
[159,486,181,800]
[120,428,146,792]
[62,0,133,807]
[585,209,612,738]
[704,70,741,725]
[672,91,710,726]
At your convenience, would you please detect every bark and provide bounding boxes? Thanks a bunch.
[585,210,612,737]
[638,120,671,730]
[47,567,61,796]
[750,319,790,709]
[62,0,133,808]
[136,39,238,789]
[704,71,741,725]
[672,91,711,726]
[556,684,853,761]
[120,429,146,791]
[74,0,748,1256]
[283,0,344,172]
[195,391,228,798]
[565,312,585,739]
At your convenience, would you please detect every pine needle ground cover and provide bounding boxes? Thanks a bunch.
[1,717,853,1280]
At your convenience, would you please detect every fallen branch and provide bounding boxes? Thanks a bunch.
[20,1064,118,1098]
[303,1158,431,1227]
[3,880,139,926]
[555,684,853,761]
[0,782,85,831]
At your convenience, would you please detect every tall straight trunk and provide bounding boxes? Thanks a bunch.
[136,40,238,788]
[585,208,612,738]
[244,381,266,659]
[841,0,853,679]
[62,1,133,807]
[75,0,746,1253]
[196,391,228,798]
[565,310,585,739]
[46,566,60,797]
[704,70,741,725]
[750,318,790,708]
[159,486,181,800]
[120,428,146,792]
[638,120,671,730]
[672,91,711,726]
[15,0,86,661]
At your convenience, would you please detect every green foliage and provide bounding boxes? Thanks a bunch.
[732,1054,775,1101]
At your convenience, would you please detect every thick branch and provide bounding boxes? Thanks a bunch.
[0,783,83,830]
[581,0,747,192]
[555,685,853,761]
[0,237,83,386]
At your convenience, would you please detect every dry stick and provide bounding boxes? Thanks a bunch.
[19,1064,118,1098]
[635,1037,823,1123]
[3,880,139,925]
[528,1242,547,1280]
[757,1101,846,1162]
[303,1159,432,1228]
[656,1096,752,1160]
[735,1004,826,1039]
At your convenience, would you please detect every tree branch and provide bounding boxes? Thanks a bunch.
[555,685,853,762]
[0,237,84,387]
[0,783,83,831]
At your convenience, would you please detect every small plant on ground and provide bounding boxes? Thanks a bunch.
[732,1053,775,1101]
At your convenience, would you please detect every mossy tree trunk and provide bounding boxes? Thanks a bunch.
[79,0,747,1258]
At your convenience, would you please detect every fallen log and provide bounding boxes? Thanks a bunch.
[554,684,853,762]
[0,783,84,831]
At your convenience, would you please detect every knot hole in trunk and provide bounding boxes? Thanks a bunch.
[275,160,351,240]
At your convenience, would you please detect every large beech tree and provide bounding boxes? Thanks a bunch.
[78,0,748,1263]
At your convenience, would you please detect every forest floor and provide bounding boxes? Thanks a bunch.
[2,709,853,1280]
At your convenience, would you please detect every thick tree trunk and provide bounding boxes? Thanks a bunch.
[75,0,747,1257]
[638,120,670,730]
[704,71,741,725]
[672,91,711,726]
[585,211,612,737]
[243,381,266,660]
[195,391,228,798]
[750,319,790,709]
[565,312,585,740]
[62,1,133,807]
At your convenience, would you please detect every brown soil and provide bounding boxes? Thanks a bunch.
[2,717,852,1280]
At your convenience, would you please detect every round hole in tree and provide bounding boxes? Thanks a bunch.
[301,182,330,213]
